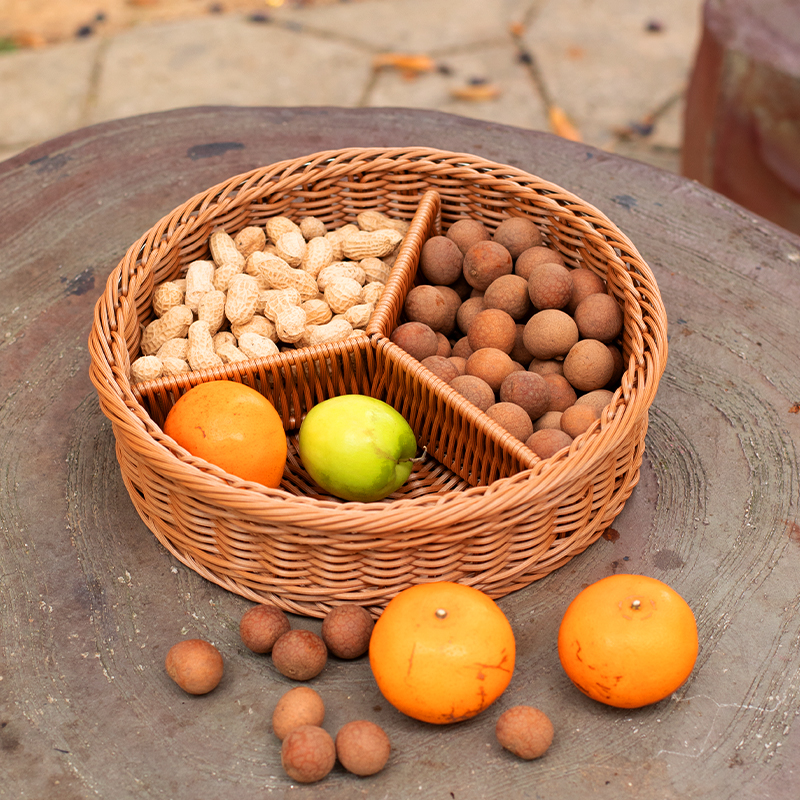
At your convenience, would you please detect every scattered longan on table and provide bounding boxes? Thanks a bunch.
[281,725,336,784]
[272,686,326,740]
[165,639,224,695]
[335,720,391,777]
[321,604,374,660]
[496,705,554,760]
[239,603,291,654]
[272,629,328,681]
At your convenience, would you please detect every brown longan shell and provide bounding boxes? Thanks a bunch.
[509,324,533,367]
[499,371,551,420]
[492,217,543,260]
[567,268,606,314]
[456,295,486,334]
[420,235,464,285]
[527,263,573,311]
[496,705,554,760]
[335,720,391,777]
[465,348,516,393]
[515,246,566,280]
[321,604,374,659]
[451,336,474,359]
[542,373,578,412]
[272,686,326,740]
[446,218,491,254]
[486,402,534,442]
[435,285,462,336]
[281,725,336,784]
[483,274,531,320]
[522,310,579,360]
[421,355,461,384]
[467,308,517,354]
[462,240,513,292]
[575,388,615,418]
[563,339,615,392]
[449,374,496,412]
[390,321,439,361]
[165,639,224,695]
[525,428,573,459]
[239,603,291,654]
[573,293,624,343]
[271,629,328,681]
[560,403,600,438]
[403,284,450,332]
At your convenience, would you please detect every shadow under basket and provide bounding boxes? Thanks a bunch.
[88,146,668,618]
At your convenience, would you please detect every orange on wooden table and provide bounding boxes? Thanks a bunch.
[368,581,515,724]
[558,573,698,709]
[163,380,287,488]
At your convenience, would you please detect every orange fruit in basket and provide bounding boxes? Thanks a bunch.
[558,574,698,708]
[163,380,287,488]
[369,582,515,724]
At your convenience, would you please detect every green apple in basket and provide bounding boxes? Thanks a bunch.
[298,395,418,502]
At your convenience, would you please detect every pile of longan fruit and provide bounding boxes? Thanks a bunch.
[391,216,625,458]
[165,601,553,784]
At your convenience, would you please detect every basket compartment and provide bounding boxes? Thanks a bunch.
[89,147,668,617]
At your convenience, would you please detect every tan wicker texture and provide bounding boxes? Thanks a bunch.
[88,147,668,618]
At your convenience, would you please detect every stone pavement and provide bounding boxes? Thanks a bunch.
[0,0,705,170]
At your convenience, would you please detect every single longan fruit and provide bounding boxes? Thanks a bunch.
[492,217,543,260]
[525,428,573,459]
[573,293,624,343]
[446,218,491,254]
[435,332,452,357]
[321,604,374,660]
[508,324,533,367]
[532,410,563,431]
[560,403,600,438]
[567,268,606,314]
[606,344,625,388]
[420,235,464,285]
[272,686,326,740]
[528,358,564,377]
[542,373,578,412]
[165,639,224,695]
[281,725,336,784]
[467,308,517,354]
[451,336,474,359]
[462,241,513,292]
[563,339,615,392]
[404,284,450,332]
[421,355,461,384]
[496,706,554,760]
[239,603,291,654]
[456,295,486,334]
[335,720,391,776]
[499,371,551,420]
[527,263,573,310]
[390,321,439,362]
[435,285,462,336]
[272,629,328,681]
[450,374,496,412]
[515,246,566,280]
[448,355,467,376]
[575,388,615,418]
[522,309,579,360]
[465,348,517,393]
[483,273,531,320]
[486,402,534,442]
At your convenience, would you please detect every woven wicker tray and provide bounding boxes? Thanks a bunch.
[88,147,668,618]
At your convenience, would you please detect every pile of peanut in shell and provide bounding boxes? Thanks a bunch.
[389,216,626,460]
[130,210,409,383]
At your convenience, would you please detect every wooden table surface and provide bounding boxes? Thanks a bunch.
[1,107,799,800]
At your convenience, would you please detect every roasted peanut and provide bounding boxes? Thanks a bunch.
[265,216,301,244]
[234,226,267,258]
[275,305,308,344]
[187,320,223,371]
[356,209,409,234]
[342,229,403,260]
[299,216,327,240]
[153,281,185,317]
[210,229,246,271]
[131,355,163,383]
[184,260,215,313]
[275,230,306,268]
[198,289,226,335]
[238,332,280,359]
[225,274,260,326]
[141,305,194,355]
[324,276,363,314]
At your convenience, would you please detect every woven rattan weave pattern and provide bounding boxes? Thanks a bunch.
[88,147,668,618]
